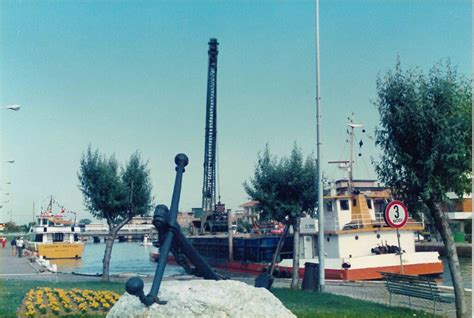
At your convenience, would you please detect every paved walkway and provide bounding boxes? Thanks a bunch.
[0,242,44,276]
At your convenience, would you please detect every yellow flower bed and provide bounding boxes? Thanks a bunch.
[18,287,121,317]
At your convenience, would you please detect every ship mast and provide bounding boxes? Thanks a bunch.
[347,116,363,194]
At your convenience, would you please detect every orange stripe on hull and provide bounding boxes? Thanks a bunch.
[153,253,443,281]
[342,262,444,280]
[282,262,444,280]
[279,262,443,280]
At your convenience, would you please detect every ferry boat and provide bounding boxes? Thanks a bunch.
[29,197,84,259]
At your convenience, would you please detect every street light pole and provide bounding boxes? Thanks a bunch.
[315,0,325,293]
[1,104,21,223]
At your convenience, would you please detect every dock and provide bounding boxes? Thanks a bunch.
[416,242,472,258]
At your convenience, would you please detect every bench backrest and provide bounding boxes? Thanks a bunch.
[380,272,447,301]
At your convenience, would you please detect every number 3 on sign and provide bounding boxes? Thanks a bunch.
[384,200,409,229]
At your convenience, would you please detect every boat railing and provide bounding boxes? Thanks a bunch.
[324,212,424,232]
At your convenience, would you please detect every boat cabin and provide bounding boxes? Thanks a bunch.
[298,181,424,261]
[30,216,81,244]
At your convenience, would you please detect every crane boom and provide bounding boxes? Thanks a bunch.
[201,38,219,232]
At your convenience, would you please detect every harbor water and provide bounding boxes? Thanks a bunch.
[54,242,184,276]
[54,242,471,288]
[439,256,472,289]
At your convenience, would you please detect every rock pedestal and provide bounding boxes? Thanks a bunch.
[107,279,296,318]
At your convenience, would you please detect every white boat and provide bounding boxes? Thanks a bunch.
[28,197,84,259]
[140,235,153,246]
[276,120,443,280]
[277,179,442,280]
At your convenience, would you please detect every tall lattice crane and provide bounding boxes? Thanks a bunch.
[201,38,219,232]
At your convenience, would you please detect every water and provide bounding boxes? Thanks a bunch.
[54,242,184,276]
[439,257,472,289]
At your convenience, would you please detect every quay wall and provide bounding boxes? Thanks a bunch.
[415,242,471,258]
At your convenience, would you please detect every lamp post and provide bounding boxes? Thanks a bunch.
[1,105,20,223]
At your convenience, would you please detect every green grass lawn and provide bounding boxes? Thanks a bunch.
[272,288,432,318]
[0,279,432,317]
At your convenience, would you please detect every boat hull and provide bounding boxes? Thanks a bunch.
[327,262,444,280]
[150,252,443,281]
[36,243,84,259]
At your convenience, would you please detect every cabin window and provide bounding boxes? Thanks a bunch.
[326,201,333,212]
[367,200,372,209]
[74,234,79,242]
[34,234,43,242]
[376,234,380,239]
[340,200,349,210]
[53,233,64,242]
[41,219,48,226]
[352,199,357,207]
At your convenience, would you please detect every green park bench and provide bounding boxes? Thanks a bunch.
[380,272,455,316]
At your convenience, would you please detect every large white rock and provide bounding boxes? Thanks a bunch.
[107,279,296,318]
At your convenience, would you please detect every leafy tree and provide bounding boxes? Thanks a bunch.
[245,144,318,289]
[78,147,153,281]
[4,221,21,233]
[19,222,36,232]
[375,60,471,317]
[78,218,92,225]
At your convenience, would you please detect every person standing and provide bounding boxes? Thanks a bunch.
[1,236,6,248]
[10,237,17,256]
[16,237,24,258]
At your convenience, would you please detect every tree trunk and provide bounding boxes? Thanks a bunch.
[269,223,290,276]
[291,217,300,289]
[426,199,467,318]
[102,231,117,282]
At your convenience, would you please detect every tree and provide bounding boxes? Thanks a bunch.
[78,147,153,281]
[4,221,21,233]
[245,144,318,289]
[78,218,92,225]
[20,222,36,233]
[374,60,471,318]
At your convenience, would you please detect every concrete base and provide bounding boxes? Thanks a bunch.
[107,279,295,318]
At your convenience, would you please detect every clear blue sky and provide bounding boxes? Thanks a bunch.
[0,0,471,225]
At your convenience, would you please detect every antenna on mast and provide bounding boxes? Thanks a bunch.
[347,114,364,193]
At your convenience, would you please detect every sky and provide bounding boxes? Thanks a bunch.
[0,0,471,225]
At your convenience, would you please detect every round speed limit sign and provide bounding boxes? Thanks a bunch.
[384,200,408,229]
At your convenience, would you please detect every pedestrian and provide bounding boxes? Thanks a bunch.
[1,236,6,248]
[10,236,16,256]
[16,237,24,258]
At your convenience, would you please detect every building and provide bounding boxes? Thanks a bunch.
[239,200,260,224]
[441,193,472,238]
[129,216,152,225]
[177,211,195,228]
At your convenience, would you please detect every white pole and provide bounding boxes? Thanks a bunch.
[396,228,404,274]
[315,0,325,292]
